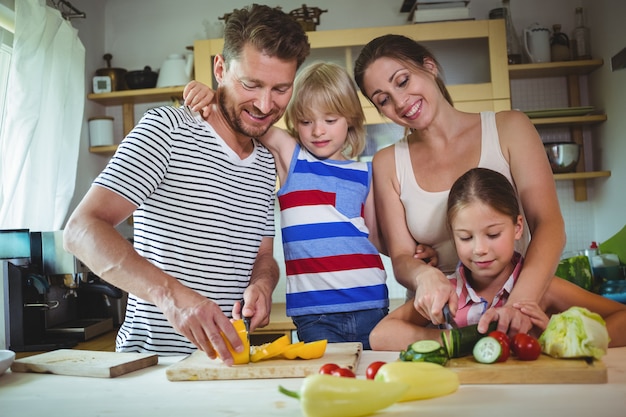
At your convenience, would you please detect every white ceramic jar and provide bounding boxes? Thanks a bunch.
[88,116,114,147]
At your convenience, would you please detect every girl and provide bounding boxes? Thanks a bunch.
[369,168,626,350]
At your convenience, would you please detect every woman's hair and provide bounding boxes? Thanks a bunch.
[284,62,366,159]
[447,168,521,227]
[354,34,453,106]
[222,4,310,69]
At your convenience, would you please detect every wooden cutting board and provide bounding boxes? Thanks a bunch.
[166,342,362,381]
[11,349,158,378]
[448,354,607,384]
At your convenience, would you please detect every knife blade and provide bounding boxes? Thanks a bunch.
[442,303,458,329]
[240,299,251,346]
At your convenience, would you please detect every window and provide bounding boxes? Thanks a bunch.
[0,26,12,132]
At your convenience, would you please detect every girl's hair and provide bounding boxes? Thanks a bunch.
[284,62,366,159]
[354,34,453,107]
[447,168,521,227]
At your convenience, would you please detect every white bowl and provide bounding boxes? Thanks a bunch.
[0,350,16,375]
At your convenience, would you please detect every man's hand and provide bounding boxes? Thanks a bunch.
[161,293,243,366]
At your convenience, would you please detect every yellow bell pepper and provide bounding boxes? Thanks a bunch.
[250,334,291,362]
[281,339,327,360]
[279,374,408,417]
[374,361,459,402]
[219,319,250,365]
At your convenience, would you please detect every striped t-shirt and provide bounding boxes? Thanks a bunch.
[278,145,388,317]
[94,106,276,355]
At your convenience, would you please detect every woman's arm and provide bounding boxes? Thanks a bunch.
[482,111,566,335]
[372,146,456,324]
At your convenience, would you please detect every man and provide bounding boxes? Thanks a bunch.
[63,5,310,364]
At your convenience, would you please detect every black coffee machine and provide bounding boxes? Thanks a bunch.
[1,229,124,352]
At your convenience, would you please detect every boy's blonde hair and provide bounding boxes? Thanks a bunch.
[284,62,366,159]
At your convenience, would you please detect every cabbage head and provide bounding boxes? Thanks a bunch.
[538,306,609,360]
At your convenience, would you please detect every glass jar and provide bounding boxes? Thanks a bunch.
[489,2,521,64]
[550,24,570,61]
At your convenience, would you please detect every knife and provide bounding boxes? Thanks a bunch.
[240,299,252,346]
[441,303,458,329]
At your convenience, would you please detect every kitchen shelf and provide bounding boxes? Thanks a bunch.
[529,114,607,126]
[89,144,118,154]
[553,171,611,181]
[87,86,184,106]
[88,86,184,137]
[508,59,604,79]
[508,58,610,201]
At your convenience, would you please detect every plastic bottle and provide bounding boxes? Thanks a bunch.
[572,7,591,60]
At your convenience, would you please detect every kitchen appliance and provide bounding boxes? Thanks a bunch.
[95,53,127,91]
[1,230,123,352]
[156,53,194,88]
[524,22,551,63]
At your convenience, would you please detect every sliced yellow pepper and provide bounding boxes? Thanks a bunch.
[219,319,250,365]
[281,339,327,360]
[250,334,291,362]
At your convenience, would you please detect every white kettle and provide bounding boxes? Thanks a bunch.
[157,53,194,88]
[523,23,551,63]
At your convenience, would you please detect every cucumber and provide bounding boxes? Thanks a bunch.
[441,321,498,358]
[472,336,502,364]
[399,339,449,365]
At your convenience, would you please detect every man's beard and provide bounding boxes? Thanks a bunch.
[217,89,280,138]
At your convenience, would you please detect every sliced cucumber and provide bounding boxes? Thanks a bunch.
[441,321,498,358]
[473,336,502,364]
[409,339,442,354]
[399,339,449,365]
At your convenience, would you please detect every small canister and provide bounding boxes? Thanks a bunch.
[88,116,114,147]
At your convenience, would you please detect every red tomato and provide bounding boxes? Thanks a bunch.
[511,333,541,361]
[365,361,386,380]
[318,363,340,375]
[331,367,356,378]
[488,331,511,362]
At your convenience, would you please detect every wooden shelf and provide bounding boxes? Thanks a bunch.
[87,86,184,106]
[553,171,611,181]
[530,114,607,126]
[89,144,118,154]
[508,59,604,79]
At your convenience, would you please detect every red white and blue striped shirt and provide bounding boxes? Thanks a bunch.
[278,145,388,317]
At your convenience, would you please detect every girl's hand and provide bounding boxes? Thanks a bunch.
[414,243,438,267]
[513,301,550,338]
[183,80,215,118]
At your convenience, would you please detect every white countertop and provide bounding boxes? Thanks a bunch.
[1,347,625,417]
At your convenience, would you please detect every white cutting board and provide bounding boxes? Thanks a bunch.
[166,342,362,381]
[11,349,158,378]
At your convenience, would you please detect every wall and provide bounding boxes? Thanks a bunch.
[585,0,626,242]
[66,0,622,300]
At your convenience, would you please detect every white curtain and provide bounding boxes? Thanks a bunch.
[0,0,84,231]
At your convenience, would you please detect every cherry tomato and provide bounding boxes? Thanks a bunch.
[510,333,541,361]
[365,361,386,380]
[318,363,340,375]
[331,367,356,378]
[488,330,511,362]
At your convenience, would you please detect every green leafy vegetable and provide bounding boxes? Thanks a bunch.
[538,306,609,360]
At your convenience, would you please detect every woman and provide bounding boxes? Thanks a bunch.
[353,34,565,336]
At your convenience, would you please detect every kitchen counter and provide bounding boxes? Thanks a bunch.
[1,347,625,417]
